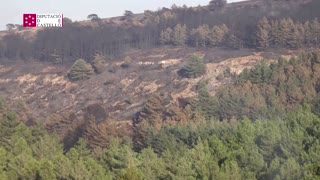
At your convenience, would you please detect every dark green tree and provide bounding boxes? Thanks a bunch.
[180,54,206,78]
[68,59,94,81]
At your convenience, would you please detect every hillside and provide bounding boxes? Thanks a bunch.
[0,47,300,122]
[1,0,320,179]
[1,49,320,179]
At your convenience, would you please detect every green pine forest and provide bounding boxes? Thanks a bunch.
[2,0,320,179]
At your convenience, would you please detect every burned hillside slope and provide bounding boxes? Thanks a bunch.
[0,47,297,123]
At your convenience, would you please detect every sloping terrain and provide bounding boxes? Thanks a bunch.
[0,47,298,123]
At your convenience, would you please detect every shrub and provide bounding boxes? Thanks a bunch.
[92,53,106,74]
[179,55,206,78]
[120,63,130,68]
[68,59,94,81]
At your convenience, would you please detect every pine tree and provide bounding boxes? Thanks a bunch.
[286,18,299,48]
[190,25,210,47]
[138,93,164,129]
[0,148,7,179]
[160,28,173,45]
[278,19,290,47]
[91,52,106,74]
[190,140,220,179]
[133,93,164,150]
[172,24,187,45]
[68,59,94,81]
[181,54,206,78]
[38,160,56,180]
[208,25,228,47]
[218,160,242,180]
[138,147,166,180]
[256,17,271,49]
[270,20,281,47]
[311,18,320,46]
[279,158,302,179]
[226,33,242,49]
[209,0,227,12]
[304,21,313,46]
[295,23,305,48]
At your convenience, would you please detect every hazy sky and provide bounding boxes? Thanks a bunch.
[0,0,243,30]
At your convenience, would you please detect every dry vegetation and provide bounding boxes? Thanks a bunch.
[0,47,301,123]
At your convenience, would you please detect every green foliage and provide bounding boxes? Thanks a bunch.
[68,59,94,81]
[181,55,206,78]
[138,147,166,179]
[100,139,140,179]
[198,50,320,120]
[194,80,216,120]
[38,160,56,180]
[1,79,320,179]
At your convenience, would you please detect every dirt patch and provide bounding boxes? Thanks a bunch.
[17,74,38,84]
[41,66,57,73]
[136,81,159,94]
[147,54,167,59]
[43,74,68,86]
[0,65,12,74]
[158,58,182,68]
[120,78,134,89]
